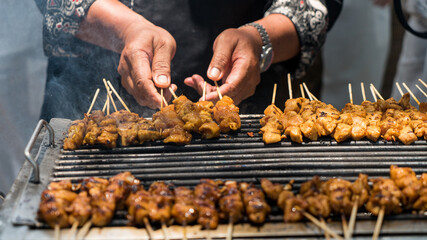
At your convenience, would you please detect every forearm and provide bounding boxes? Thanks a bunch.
[76,0,152,53]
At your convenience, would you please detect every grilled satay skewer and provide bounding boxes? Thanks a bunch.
[172,187,198,240]
[152,104,192,144]
[63,119,87,150]
[148,181,175,240]
[366,178,404,240]
[239,182,271,225]
[347,173,370,240]
[38,180,78,240]
[110,110,140,146]
[260,84,284,144]
[219,181,244,240]
[125,183,154,239]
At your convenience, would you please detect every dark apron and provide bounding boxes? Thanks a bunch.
[40,0,298,121]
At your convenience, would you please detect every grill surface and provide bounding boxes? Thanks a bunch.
[4,116,427,239]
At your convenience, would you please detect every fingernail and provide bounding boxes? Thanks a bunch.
[209,67,221,79]
[157,75,169,85]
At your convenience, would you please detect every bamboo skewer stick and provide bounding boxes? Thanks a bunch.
[161,221,169,240]
[272,83,277,105]
[419,79,427,89]
[370,84,384,100]
[301,211,344,240]
[203,81,207,101]
[287,73,293,99]
[68,221,79,240]
[169,87,178,99]
[361,82,366,102]
[416,84,427,98]
[226,219,233,240]
[402,82,420,105]
[162,96,168,107]
[320,218,330,240]
[347,197,359,240]
[107,93,110,115]
[102,93,109,113]
[310,92,319,101]
[87,88,100,115]
[76,220,92,240]
[300,84,305,99]
[396,82,404,96]
[107,80,130,112]
[348,83,353,104]
[160,88,164,110]
[54,224,60,240]
[206,228,212,240]
[370,85,378,102]
[341,214,348,240]
[183,223,188,240]
[372,206,385,240]
[214,81,223,100]
[143,218,154,240]
[302,82,313,101]
[103,79,118,112]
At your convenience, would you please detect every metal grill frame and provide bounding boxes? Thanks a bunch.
[1,117,427,239]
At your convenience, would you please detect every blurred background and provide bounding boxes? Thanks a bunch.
[0,0,424,200]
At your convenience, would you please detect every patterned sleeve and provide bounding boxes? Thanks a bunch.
[38,0,97,57]
[265,0,329,79]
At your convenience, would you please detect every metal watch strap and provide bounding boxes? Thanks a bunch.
[243,23,271,48]
[241,22,273,72]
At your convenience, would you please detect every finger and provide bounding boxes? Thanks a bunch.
[207,37,237,81]
[184,74,206,95]
[152,39,176,88]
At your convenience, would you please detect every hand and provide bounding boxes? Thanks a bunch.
[117,22,177,109]
[188,27,263,104]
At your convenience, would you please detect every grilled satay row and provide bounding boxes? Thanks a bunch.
[261,93,427,145]
[63,95,241,150]
[38,165,427,229]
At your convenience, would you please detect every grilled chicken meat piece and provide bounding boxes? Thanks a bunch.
[195,101,221,139]
[96,116,119,148]
[173,95,203,133]
[322,178,353,215]
[38,180,78,228]
[365,178,403,216]
[83,110,105,145]
[260,178,284,201]
[126,184,153,226]
[64,119,87,150]
[92,172,138,227]
[350,173,370,208]
[213,96,241,133]
[148,181,175,223]
[194,179,221,229]
[390,165,422,207]
[172,186,198,225]
[152,105,192,144]
[240,182,271,224]
[260,104,283,144]
[66,191,91,226]
[137,118,161,143]
[299,176,323,199]
[219,181,244,223]
[111,110,140,146]
[306,194,330,219]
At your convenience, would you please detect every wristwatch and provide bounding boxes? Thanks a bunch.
[243,22,274,73]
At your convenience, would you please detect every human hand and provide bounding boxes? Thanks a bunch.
[186,27,263,104]
[117,22,177,109]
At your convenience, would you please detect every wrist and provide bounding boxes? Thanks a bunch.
[240,23,274,73]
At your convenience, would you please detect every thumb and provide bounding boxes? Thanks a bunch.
[207,38,236,81]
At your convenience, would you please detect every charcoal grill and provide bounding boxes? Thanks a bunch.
[0,116,427,239]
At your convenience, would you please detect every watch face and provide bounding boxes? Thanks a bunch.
[260,47,273,73]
